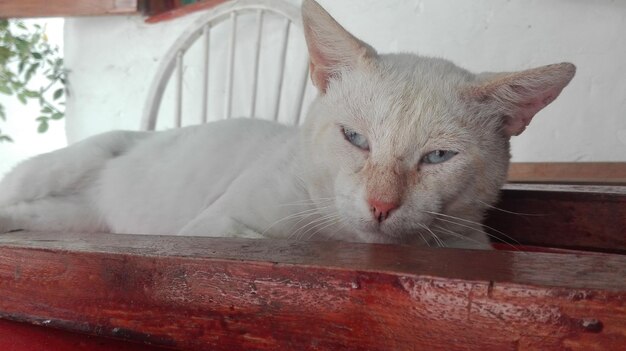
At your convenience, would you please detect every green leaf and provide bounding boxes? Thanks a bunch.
[17,93,27,104]
[53,88,63,100]
[23,89,39,98]
[37,120,49,133]
[31,52,42,59]
[30,33,41,45]
[51,112,63,120]
[41,106,53,113]
[0,84,12,95]
[0,46,12,63]
[14,38,29,55]
[10,80,23,90]
[0,135,14,143]
[36,116,48,122]
[24,62,40,81]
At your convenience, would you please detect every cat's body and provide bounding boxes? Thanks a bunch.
[0,120,312,238]
[0,0,575,249]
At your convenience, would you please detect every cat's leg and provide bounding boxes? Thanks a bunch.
[0,195,106,233]
[0,130,150,207]
[178,209,264,239]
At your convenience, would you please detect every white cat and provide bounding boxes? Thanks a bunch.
[0,0,575,249]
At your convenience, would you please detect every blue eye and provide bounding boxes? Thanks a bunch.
[423,150,457,164]
[342,126,369,150]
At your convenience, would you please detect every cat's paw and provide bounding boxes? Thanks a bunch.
[179,214,264,239]
[0,214,11,234]
[0,212,19,234]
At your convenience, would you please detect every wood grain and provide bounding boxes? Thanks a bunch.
[0,231,625,350]
[0,0,138,17]
[485,184,626,253]
[508,162,626,184]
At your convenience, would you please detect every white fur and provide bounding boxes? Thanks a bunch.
[0,0,575,249]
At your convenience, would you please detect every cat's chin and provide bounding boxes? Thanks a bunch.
[348,231,402,245]
[347,221,413,244]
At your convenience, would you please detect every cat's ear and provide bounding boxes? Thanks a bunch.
[466,63,576,136]
[301,0,377,93]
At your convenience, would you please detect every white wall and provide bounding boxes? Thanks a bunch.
[64,0,626,162]
[0,18,66,177]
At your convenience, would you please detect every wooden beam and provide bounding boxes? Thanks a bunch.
[0,319,168,350]
[144,0,227,24]
[0,231,625,350]
[0,0,139,18]
[508,162,626,184]
[486,184,626,253]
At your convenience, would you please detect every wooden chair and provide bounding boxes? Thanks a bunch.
[140,0,310,131]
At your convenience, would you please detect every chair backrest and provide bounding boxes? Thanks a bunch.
[141,0,311,131]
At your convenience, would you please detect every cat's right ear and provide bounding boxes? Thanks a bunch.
[301,0,377,93]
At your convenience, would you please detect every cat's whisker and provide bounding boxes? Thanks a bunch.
[324,219,346,242]
[416,230,431,247]
[277,197,337,207]
[301,214,341,241]
[424,210,522,247]
[306,215,341,241]
[280,196,337,204]
[475,199,545,217]
[417,223,445,248]
[430,216,520,251]
[432,225,496,249]
[261,206,330,236]
[285,205,337,238]
[290,212,338,240]
[287,212,322,239]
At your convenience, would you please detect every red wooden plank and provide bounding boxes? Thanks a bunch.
[485,184,626,253]
[508,162,626,184]
[0,319,169,351]
[0,0,138,17]
[0,231,625,350]
[144,0,228,24]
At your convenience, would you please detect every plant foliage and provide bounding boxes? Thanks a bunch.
[0,19,66,142]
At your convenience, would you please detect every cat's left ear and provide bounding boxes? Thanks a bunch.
[465,63,576,136]
[301,0,377,93]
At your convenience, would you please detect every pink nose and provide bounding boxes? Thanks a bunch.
[368,199,399,222]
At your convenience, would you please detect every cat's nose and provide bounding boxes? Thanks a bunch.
[368,199,399,222]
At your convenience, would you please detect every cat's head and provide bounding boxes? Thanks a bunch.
[299,0,575,247]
